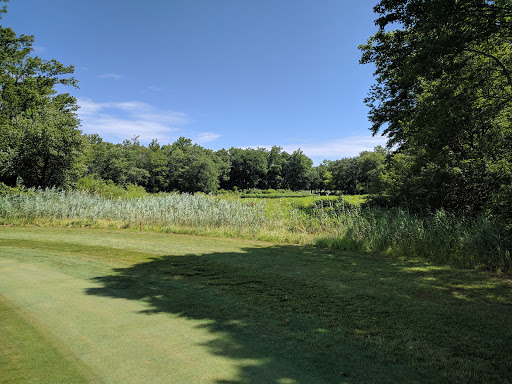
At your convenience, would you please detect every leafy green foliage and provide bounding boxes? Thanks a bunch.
[327,146,387,194]
[81,136,321,194]
[164,137,221,193]
[283,149,313,190]
[0,3,81,188]
[5,106,83,188]
[75,175,147,198]
[82,135,149,187]
[360,0,512,218]
[264,145,287,189]
[226,147,268,190]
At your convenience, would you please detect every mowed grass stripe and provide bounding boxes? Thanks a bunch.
[0,258,265,384]
[0,293,96,384]
[1,227,511,383]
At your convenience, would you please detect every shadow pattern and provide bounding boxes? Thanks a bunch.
[86,245,512,383]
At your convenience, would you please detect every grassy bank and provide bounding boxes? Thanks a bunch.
[0,189,510,271]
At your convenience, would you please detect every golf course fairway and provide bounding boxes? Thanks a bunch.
[1,227,511,383]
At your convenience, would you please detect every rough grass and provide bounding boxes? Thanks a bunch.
[0,189,510,271]
[1,227,512,383]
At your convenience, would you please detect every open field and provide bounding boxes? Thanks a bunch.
[1,226,511,383]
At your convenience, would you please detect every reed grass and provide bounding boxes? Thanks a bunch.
[316,207,511,272]
[0,189,509,272]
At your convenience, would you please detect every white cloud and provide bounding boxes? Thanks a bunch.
[286,136,388,158]
[145,86,162,92]
[81,100,189,124]
[100,101,148,111]
[194,132,221,144]
[32,45,47,53]
[136,112,188,125]
[83,116,178,142]
[97,73,122,80]
[77,98,189,143]
[77,98,104,115]
[246,135,388,163]
[77,98,222,145]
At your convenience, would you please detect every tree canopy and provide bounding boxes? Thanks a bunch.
[0,0,82,188]
[360,0,512,216]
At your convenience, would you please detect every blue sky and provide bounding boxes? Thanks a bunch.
[3,0,386,164]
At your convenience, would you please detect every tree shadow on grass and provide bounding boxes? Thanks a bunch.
[85,245,512,383]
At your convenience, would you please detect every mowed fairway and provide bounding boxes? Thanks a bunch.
[1,227,511,383]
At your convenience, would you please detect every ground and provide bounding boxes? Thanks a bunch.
[1,227,511,383]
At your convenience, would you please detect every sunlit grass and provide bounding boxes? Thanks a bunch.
[1,227,511,383]
[0,189,510,271]
[0,294,94,383]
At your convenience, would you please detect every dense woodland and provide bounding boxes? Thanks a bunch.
[1,106,388,194]
[0,0,511,233]
[78,134,387,195]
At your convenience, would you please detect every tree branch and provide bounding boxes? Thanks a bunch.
[463,47,512,88]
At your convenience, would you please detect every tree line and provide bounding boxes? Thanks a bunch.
[360,0,512,225]
[0,0,386,196]
[80,133,386,194]
[2,115,388,194]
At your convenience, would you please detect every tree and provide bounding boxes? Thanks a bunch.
[165,137,220,193]
[0,1,82,188]
[306,167,322,193]
[214,148,231,190]
[283,149,313,191]
[5,105,83,188]
[360,0,512,215]
[308,161,331,193]
[83,136,149,187]
[144,139,169,193]
[326,147,386,195]
[357,146,386,194]
[329,157,360,194]
[265,146,287,189]
[227,148,268,190]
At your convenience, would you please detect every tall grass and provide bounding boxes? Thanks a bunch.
[0,189,510,272]
[316,207,511,271]
[0,189,267,235]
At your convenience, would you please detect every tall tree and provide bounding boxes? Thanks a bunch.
[165,137,221,193]
[215,148,231,190]
[360,0,512,215]
[6,105,83,188]
[0,1,82,187]
[329,157,360,194]
[83,136,149,187]
[227,148,268,190]
[283,149,313,191]
[358,146,386,194]
[144,139,169,193]
[265,146,287,189]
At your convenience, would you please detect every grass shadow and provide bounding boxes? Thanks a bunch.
[86,244,512,383]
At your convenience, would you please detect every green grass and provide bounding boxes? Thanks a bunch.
[240,193,364,207]
[0,294,96,384]
[0,189,510,271]
[1,227,511,383]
